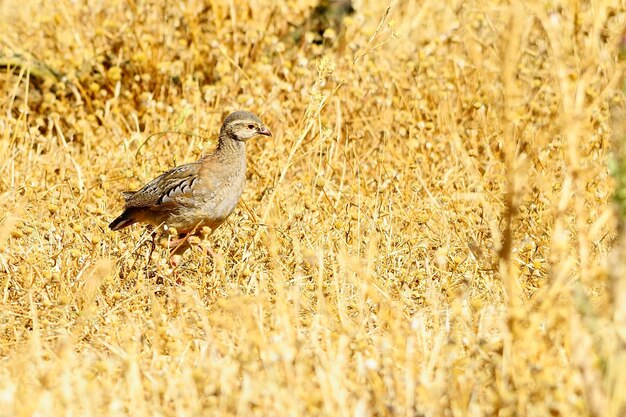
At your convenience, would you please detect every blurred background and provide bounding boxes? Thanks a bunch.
[0,0,625,416]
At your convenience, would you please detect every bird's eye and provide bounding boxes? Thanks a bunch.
[248,124,255,130]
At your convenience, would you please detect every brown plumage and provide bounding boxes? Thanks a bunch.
[109,111,271,250]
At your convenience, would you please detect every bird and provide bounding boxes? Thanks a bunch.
[109,110,271,253]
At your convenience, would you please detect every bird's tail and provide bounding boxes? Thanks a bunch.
[109,208,138,231]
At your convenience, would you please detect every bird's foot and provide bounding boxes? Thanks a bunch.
[169,254,182,268]
[197,241,217,258]
[168,236,188,251]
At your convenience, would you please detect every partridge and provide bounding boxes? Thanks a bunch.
[109,111,271,251]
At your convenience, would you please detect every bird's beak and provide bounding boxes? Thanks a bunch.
[258,126,272,137]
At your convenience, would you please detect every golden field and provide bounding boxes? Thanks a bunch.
[1,0,625,415]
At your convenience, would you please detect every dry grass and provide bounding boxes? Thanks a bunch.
[0,0,625,415]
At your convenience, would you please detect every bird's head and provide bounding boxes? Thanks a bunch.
[221,111,272,142]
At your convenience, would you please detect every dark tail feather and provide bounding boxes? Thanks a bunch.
[109,208,138,231]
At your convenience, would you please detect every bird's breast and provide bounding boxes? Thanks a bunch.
[201,169,246,223]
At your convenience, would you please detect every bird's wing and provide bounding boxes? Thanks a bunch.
[123,161,202,208]
[196,154,234,194]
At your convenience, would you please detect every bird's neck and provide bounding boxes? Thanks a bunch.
[215,134,246,161]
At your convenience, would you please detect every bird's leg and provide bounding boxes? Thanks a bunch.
[167,223,207,254]
[166,231,198,267]
[168,235,189,251]
[198,225,217,259]
[169,254,182,268]
[197,240,217,258]
[168,224,215,266]
[167,236,188,268]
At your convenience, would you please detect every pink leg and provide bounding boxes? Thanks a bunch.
[197,241,217,258]
[168,234,216,258]
[168,236,190,252]
[169,254,182,267]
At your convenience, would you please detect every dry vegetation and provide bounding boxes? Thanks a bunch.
[1,0,625,415]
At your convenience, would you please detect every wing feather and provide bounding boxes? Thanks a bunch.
[158,176,198,204]
[123,162,201,208]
